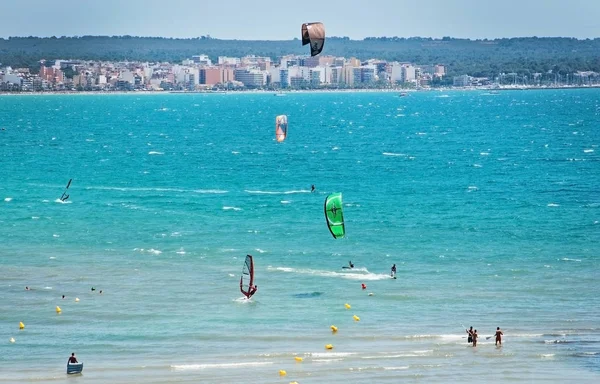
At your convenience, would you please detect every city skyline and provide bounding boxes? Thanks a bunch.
[1,0,599,41]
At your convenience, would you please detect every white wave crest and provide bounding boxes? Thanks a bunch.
[171,361,273,371]
[245,189,310,195]
[268,266,389,281]
[223,206,242,211]
[148,151,164,155]
[547,203,560,207]
[382,152,407,157]
[4,197,12,202]
[311,352,356,358]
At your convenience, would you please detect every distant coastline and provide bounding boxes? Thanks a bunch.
[2,84,599,96]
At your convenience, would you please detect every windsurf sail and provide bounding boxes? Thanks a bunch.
[275,115,288,142]
[324,192,345,238]
[60,179,72,201]
[301,22,326,57]
[240,254,254,298]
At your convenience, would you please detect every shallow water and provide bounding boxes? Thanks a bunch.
[1,90,599,383]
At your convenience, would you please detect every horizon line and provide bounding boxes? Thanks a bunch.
[2,35,599,41]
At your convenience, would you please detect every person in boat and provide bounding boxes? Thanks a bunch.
[248,285,258,299]
[391,264,397,277]
[68,353,78,364]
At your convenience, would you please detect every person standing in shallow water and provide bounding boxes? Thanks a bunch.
[495,327,503,346]
[466,326,474,344]
[472,330,478,347]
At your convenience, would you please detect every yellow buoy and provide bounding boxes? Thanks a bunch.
[344,303,351,309]
[75,298,80,302]
[353,315,360,321]
[279,369,287,376]
[10,337,15,343]
[325,344,333,350]
[56,306,62,313]
[330,325,338,332]
[294,356,303,362]
[19,322,24,330]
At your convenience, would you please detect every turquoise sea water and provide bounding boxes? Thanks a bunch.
[0,90,599,383]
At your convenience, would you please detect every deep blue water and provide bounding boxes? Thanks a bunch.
[0,89,599,383]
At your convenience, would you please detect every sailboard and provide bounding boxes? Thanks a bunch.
[324,193,345,239]
[60,179,72,202]
[275,115,288,142]
[240,254,254,299]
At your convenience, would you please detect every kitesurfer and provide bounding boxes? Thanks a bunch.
[248,285,258,299]
[391,264,396,277]
[91,287,96,292]
[311,185,315,193]
[349,261,354,268]
[495,327,503,346]
[466,326,474,344]
[68,353,78,364]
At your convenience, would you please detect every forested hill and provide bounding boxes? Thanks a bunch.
[1,35,600,77]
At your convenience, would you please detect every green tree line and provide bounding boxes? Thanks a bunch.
[1,35,599,77]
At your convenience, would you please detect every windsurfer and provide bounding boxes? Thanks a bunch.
[248,285,258,299]
[61,194,69,202]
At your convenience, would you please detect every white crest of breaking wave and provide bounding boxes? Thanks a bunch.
[148,151,164,155]
[4,197,12,202]
[382,152,407,157]
[222,206,242,211]
[268,266,389,281]
[133,248,162,255]
[171,361,273,371]
[245,189,310,195]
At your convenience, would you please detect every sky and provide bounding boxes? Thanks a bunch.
[1,0,598,40]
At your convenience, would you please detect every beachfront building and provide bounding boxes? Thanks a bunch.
[453,75,471,87]
[234,68,267,87]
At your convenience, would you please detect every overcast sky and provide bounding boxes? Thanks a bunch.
[1,0,598,40]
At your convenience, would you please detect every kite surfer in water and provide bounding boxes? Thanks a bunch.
[391,264,397,278]
[311,185,315,193]
[343,261,354,269]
